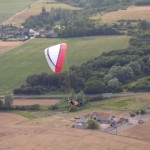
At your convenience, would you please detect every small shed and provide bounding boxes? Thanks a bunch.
[92,112,112,123]
[73,123,84,129]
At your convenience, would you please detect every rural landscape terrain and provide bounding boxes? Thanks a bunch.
[0,0,150,150]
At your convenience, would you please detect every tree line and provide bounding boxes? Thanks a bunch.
[14,31,150,95]
[0,95,40,111]
[56,0,133,12]
[56,0,150,8]
[22,7,122,38]
[135,0,150,6]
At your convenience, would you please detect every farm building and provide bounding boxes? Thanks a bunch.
[91,112,112,123]
[73,123,84,129]
[78,112,112,124]
[77,114,90,125]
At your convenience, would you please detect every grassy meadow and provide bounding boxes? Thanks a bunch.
[0,0,36,23]
[0,35,130,94]
[82,93,150,112]
[92,6,150,24]
[4,0,80,26]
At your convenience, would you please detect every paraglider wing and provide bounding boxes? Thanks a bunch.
[44,43,67,73]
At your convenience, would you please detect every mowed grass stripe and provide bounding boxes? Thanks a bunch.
[0,36,130,94]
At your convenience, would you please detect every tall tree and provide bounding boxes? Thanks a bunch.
[4,95,13,110]
[0,100,3,109]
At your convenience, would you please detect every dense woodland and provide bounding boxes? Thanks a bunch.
[56,0,133,12]
[57,0,150,7]
[22,0,150,38]
[135,0,150,5]
[22,7,121,37]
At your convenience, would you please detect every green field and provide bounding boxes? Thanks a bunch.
[0,0,36,23]
[0,36,129,94]
[90,94,150,112]
[13,111,36,119]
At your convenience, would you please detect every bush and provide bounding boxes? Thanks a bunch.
[88,95,104,102]
[13,86,47,95]
[127,77,150,92]
[84,80,106,94]
[50,104,58,110]
[69,106,78,112]
[29,104,40,110]
[108,78,123,92]
[140,109,146,115]
[4,95,13,110]
[0,100,3,109]
[87,119,99,129]
[130,112,136,117]
[76,90,86,105]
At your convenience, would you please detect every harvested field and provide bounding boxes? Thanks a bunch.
[0,41,22,54]
[0,125,150,150]
[0,113,28,126]
[121,121,150,143]
[0,112,150,150]
[93,6,150,24]
[13,99,61,106]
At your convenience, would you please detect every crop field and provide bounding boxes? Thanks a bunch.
[13,99,60,106]
[92,6,150,24]
[0,93,150,150]
[88,93,150,112]
[0,35,129,94]
[0,110,150,150]
[121,120,150,143]
[0,0,36,23]
[4,0,80,26]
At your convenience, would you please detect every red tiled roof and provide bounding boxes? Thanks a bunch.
[92,112,111,119]
[84,114,91,118]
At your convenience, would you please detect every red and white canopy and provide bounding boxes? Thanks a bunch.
[44,43,67,73]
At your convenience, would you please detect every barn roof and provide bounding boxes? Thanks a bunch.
[92,112,111,119]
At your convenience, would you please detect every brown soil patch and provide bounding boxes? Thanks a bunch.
[13,99,61,106]
[0,41,22,54]
[0,126,149,150]
[0,113,28,126]
[120,121,150,143]
[0,112,150,150]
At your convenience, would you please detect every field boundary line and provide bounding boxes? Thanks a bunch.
[2,0,40,25]
[0,38,34,55]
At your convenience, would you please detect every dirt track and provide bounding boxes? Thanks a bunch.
[0,112,150,150]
